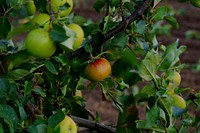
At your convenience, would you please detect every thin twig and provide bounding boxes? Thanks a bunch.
[71,115,116,133]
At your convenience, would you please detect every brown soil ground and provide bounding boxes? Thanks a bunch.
[74,0,200,130]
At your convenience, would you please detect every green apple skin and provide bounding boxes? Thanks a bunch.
[47,0,73,17]
[25,0,36,16]
[68,23,84,50]
[31,13,50,30]
[47,116,77,133]
[25,28,56,58]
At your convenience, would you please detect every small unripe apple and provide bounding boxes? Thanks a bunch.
[46,0,73,18]
[60,23,84,51]
[31,13,50,30]
[171,94,186,109]
[25,0,36,16]
[47,116,77,133]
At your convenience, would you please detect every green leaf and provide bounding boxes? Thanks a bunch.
[93,0,106,13]
[110,0,120,7]
[159,41,186,71]
[0,16,11,39]
[7,69,30,80]
[135,20,146,34]
[50,24,68,43]
[117,95,139,132]
[136,106,160,129]
[154,6,168,20]
[33,86,46,97]
[6,0,24,8]
[73,16,87,26]
[138,59,157,81]
[0,123,4,133]
[164,16,179,29]
[24,81,33,95]
[48,110,65,128]
[135,85,157,102]
[45,60,58,75]
[19,106,27,120]
[0,78,18,100]
[111,32,128,49]
[53,55,68,66]
[124,2,135,14]
[0,78,9,98]
[0,104,19,133]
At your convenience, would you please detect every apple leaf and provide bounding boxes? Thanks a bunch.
[123,2,136,14]
[138,59,157,81]
[93,0,106,13]
[45,60,58,75]
[135,20,146,34]
[18,106,27,120]
[136,106,160,129]
[159,40,186,71]
[50,24,68,43]
[48,110,65,128]
[164,16,179,29]
[153,6,168,20]
[6,69,30,80]
[0,104,19,133]
[0,16,11,39]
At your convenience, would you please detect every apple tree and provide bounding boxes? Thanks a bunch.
[0,0,200,132]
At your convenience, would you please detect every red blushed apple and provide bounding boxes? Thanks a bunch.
[84,58,111,81]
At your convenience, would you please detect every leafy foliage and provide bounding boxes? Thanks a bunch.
[0,0,200,132]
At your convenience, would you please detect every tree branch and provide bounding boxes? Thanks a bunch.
[71,115,116,133]
[67,0,153,59]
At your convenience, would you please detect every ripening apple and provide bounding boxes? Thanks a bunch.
[84,58,111,81]
[47,116,77,133]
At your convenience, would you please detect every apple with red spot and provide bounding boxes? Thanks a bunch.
[84,58,111,81]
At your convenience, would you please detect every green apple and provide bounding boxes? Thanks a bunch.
[171,94,186,109]
[60,23,84,50]
[31,13,50,30]
[25,0,36,16]
[25,28,56,58]
[47,116,77,133]
[46,0,73,17]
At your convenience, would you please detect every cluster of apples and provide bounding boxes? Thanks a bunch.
[24,0,84,59]
[163,71,186,110]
